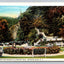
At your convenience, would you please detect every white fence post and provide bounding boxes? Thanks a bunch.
[44,48,46,58]
[32,49,34,57]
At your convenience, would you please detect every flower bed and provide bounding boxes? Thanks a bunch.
[3,46,60,55]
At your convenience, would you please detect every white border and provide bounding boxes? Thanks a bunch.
[0,2,64,6]
[0,2,64,61]
[0,58,64,61]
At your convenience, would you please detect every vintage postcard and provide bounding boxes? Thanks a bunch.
[0,2,64,61]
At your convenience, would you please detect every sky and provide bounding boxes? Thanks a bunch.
[0,6,29,18]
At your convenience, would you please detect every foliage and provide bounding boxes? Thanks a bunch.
[33,48,45,54]
[0,18,8,30]
[17,28,24,41]
[3,46,60,55]
[46,46,60,54]
[59,25,64,38]
[0,18,13,42]
[19,15,35,41]
[23,6,64,36]
[0,16,19,28]
[33,16,48,29]
[3,47,24,54]
[1,6,64,43]
[44,6,64,36]
[28,29,37,41]
[3,47,32,55]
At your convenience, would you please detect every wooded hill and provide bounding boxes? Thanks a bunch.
[0,6,64,43]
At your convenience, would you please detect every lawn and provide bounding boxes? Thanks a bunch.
[60,47,64,52]
[47,55,64,58]
[1,55,64,58]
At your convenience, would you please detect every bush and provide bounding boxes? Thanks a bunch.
[24,48,32,55]
[3,46,60,55]
[46,46,60,54]
[33,48,45,55]
[3,47,32,55]
[3,47,24,54]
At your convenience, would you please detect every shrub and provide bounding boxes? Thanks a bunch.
[19,48,24,54]
[3,47,32,55]
[33,48,45,55]
[3,47,24,54]
[3,46,60,55]
[46,46,60,54]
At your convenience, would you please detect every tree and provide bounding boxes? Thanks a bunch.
[17,28,24,41]
[0,18,13,42]
[59,25,64,38]
[0,16,19,28]
[44,6,64,36]
[19,15,34,40]
[33,16,48,29]
[28,29,37,41]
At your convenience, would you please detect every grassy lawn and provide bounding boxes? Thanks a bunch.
[47,55,64,58]
[0,56,45,58]
[0,55,64,58]
[60,47,64,52]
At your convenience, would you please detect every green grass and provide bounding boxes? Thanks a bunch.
[0,56,44,58]
[1,55,64,58]
[47,55,64,58]
[60,47,64,51]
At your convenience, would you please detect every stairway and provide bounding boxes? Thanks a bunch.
[34,39,43,46]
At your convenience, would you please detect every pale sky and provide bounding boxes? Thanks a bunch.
[0,6,29,18]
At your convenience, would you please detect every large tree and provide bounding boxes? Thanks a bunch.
[0,18,13,42]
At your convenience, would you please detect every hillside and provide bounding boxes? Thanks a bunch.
[0,6,64,43]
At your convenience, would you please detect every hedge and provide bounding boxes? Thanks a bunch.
[3,46,60,55]
[3,47,32,55]
[33,48,45,54]
[46,46,60,54]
